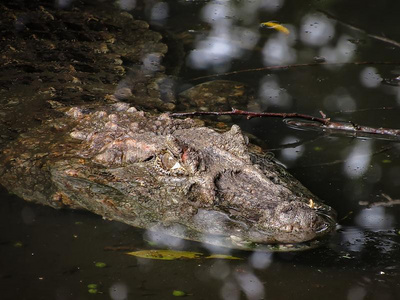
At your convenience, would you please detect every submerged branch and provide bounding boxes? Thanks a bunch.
[189,61,400,82]
[298,145,393,168]
[170,108,400,140]
[319,9,400,49]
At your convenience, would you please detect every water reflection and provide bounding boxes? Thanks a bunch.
[55,0,73,9]
[320,34,356,63]
[21,206,36,225]
[187,1,260,72]
[355,207,395,230]
[259,75,292,108]
[261,0,284,13]
[221,280,240,300]
[215,264,267,300]
[322,87,357,111]
[150,1,169,25]
[359,67,382,88]
[234,271,264,300]
[109,282,129,300]
[144,227,186,249]
[118,0,137,11]
[142,52,163,71]
[262,30,297,65]
[279,136,304,165]
[343,139,372,179]
[300,13,335,47]
[388,166,400,186]
[210,260,230,280]
[347,286,367,300]
[249,252,273,270]
[364,162,382,184]
[339,224,398,255]
[2,0,400,299]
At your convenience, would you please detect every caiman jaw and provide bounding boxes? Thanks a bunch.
[224,203,337,250]
[206,158,337,246]
[253,200,336,244]
[314,206,337,235]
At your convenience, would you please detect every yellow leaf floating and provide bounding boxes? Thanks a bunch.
[260,21,290,35]
[126,249,241,260]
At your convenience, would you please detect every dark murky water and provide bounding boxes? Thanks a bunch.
[1,0,400,299]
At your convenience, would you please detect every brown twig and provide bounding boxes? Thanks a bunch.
[171,108,329,123]
[170,108,400,140]
[359,193,400,207]
[286,119,400,139]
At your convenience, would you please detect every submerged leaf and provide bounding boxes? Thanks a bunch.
[126,249,242,260]
[126,249,203,260]
[205,254,242,260]
[260,21,290,35]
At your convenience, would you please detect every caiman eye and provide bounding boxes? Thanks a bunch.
[160,152,179,170]
[156,148,201,176]
[157,151,185,175]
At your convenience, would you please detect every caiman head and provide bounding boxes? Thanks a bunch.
[0,102,336,251]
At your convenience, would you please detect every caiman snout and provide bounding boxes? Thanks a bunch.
[254,201,337,244]
[211,160,337,246]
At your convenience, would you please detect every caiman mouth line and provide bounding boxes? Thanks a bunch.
[315,210,337,234]
[227,210,337,252]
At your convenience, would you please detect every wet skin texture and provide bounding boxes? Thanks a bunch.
[0,103,336,251]
[0,0,336,251]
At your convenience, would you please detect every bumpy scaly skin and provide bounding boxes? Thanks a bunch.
[0,102,336,250]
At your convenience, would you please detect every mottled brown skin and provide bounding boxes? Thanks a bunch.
[0,0,336,250]
[0,102,336,250]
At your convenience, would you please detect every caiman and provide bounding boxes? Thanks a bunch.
[0,102,336,251]
[0,0,336,251]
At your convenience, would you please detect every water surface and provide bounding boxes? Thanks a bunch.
[1,0,399,299]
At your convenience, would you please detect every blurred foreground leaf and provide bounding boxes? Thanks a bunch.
[126,249,241,260]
